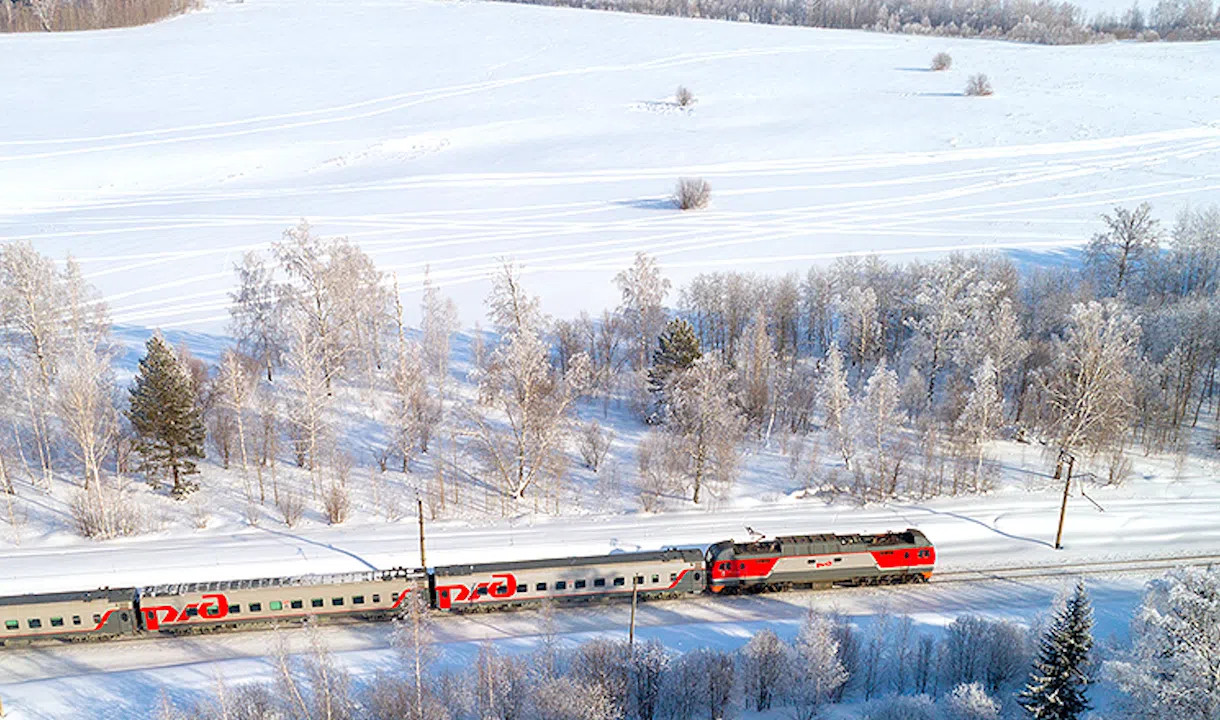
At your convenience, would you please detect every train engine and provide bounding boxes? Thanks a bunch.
[707,528,935,592]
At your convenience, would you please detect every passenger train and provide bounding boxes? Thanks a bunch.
[0,528,934,645]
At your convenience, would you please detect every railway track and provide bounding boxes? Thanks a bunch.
[930,553,1220,583]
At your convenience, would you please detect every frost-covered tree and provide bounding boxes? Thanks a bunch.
[944,682,1001,720]
[127,333,206,497]
[390,586,435,720]
[905,261,976,404]
[229,251,287,382]
[740,628,791,712]
[215,350,256,496]
[1086,203,1160,295]
[665,355,745,504]
[955,356,1003,488]
[1019,582,1094,720]
[629,639,669,720]
[735,309,778,435]
[859,358,901,498]
[419,269,458,451]
[1108,568,1220,720]
[839,285,881,366]
[470,262,590,507]
[615,252,671,372]
[1043,300,1140,458]
[791,612,849,720]
[819,342,854,469]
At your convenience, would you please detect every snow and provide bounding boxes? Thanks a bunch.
[2,0,1219,331]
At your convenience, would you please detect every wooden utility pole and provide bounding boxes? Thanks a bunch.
[417,497,427,569]
[1055,452,1075,550]
[629,577,639,647]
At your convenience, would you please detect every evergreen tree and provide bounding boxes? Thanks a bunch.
[1019,582,1094,720]
[127,333,206,497]
[647,318,701,422]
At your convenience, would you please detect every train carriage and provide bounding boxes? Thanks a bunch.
[432,548,706,611]
[138,569,425,634]
[0,588,137,645]
[707,529,935,592]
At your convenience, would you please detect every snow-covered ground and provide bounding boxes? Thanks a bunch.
[2,0,1219,330]
[0,573,1155,719]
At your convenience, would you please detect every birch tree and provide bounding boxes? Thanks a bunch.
[665,355,745,504]
[790,612,849,720]
[735,309,778,437]
[955,356,1003,490]
[1086,203,1160,295]
[1043,300,1139,458]
[615,252,671,372]
[229,251,287,382]
[420,269,458,452]
[859,358,901,498]
[819,342,854,469]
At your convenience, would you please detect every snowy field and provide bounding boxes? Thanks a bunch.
[0,573,1156,719]
[2,0,1220,331]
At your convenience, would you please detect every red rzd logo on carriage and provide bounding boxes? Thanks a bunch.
[143,593,230,630]
[435,573,517,609]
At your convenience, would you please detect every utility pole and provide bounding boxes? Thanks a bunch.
[629,577,639,647]
[1055,451,1075,550]
[417,497,427,569]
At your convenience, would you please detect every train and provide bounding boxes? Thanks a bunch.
[0,528,934,646]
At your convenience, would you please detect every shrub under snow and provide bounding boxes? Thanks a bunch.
[965,73,994,96]
[932,52,953,70]
[673,177,711,210]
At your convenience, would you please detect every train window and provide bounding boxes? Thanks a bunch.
[835,558,842,562]
[231,605,242,614]
[291,600,303,610]
[93,614,101,624]
[651,575,659,584]
[476,587,488,596]
[353,596,365,605]
[4,620,18,630]
[50,617,64,627]
[694,572,701,580]
[807,559,818,564]
[122,612,130,621]
[594,578,606,588]
[574,580,586,589]
[919,550,930,558]
[311,599,324,608]
[372,594,381,603]
[613,577,625,587]
[270,601,284,611]
[516,584,527,594]
[28,619,42,629]
[555,581,567,590]
[185,607,199,617]
[72,616,82,626]
[669,573,677,582]
[332,597,344,606]
[536,583,547,591]
[250,603,263,612]
[634,576,644,585]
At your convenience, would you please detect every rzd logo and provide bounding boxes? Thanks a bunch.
[143,593,230,630]
[436,573,517,609]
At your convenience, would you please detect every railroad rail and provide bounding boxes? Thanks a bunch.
[930,553,1220,583]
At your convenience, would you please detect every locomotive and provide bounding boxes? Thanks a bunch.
[0,528,933,645]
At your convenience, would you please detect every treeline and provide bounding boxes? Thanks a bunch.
[155,568,1220,720]
[4,204,1220,539]
[1,0,196,33]
[493,0,1220,43]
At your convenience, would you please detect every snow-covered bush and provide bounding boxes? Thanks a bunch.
[965,73,994,96]
[864,693,938,720]
[931,51,953,70]
[675,85,695,107]
[943,682,1001,720]
[673,178,711,210]
[323,482,350,525]
[277,489,305,527]
[69,483,144,539]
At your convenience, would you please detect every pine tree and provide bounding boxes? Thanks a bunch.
[647,318,701,423]
[128,333,206,497]
[1019,581,1094,720]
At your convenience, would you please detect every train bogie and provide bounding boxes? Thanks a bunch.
[432,548,706,611]
[138,569,425,634]
[0,588,138,645]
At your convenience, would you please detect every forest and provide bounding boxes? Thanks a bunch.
[2,204,1220,539]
